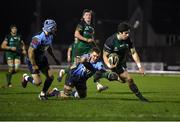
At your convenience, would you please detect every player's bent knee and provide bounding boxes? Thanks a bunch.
[127,79,134,84]
[34,80,42,86]
[64,85,72,96]
[35,82,42,86]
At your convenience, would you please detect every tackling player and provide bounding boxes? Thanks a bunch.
[1,25,26,87]
[103,21,149,102]
[58,9,107,92]
[21,19,60,100]
[48,47,119,98]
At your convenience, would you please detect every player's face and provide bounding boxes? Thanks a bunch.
[90,51,100,62]
[51,26,57,35]
[83,12,92,24]
[11,27,17,35]
[119,30,130,40]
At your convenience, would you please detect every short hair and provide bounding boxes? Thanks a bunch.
[10,24,17,29]
[81,9,93,21]
[82,9,92,16]
[91,47,101,54]
[117,21,130,32]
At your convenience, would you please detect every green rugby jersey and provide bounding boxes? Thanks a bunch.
[103,33,134,63]
[5,34,23,50]
[75,21,95,56]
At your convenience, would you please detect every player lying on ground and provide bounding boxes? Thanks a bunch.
[58,9,108,91]
[47,47,120,99]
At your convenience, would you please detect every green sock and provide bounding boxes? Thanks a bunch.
[64,67,69,73]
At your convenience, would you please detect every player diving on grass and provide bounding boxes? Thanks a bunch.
[21,19,60,100]
[47,47,119,99]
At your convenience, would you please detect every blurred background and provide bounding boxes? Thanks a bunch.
[1,0,180,71]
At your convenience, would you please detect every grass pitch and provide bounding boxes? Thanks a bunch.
[0,70,180,121]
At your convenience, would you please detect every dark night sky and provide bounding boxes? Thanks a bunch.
[1,0,180,46]
[0,0,36,43]
[0,0,128,45]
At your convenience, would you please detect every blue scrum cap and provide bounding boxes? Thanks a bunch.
[42,19,57,32]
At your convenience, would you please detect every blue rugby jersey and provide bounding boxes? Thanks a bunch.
[30,31,54,56]
[71,54,105,78]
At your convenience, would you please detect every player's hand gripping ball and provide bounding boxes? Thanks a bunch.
[108,53,119,67]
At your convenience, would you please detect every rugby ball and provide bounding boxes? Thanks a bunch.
[108,53,119,66]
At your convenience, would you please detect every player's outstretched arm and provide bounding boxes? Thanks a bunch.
[130,48,145,75]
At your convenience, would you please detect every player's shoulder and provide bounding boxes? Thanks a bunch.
[16,33,22,37]
[106,34,116,42]
[77,21,86,29]
[126,37,134,45]
[32,31,44,40]
[81,53,90,59]
[5,34,11,39]
[95,60,103,65]
[104,33,116,46]
[78,21,85,26]
[16,34,23,39]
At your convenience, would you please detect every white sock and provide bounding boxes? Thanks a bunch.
[96,82,103,89]
[72,91,79,98]
[40,91,45,96]
[24,75,35,84]
[24,76,29,81]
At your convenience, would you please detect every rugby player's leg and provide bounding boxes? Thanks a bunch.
[47,87,60,97]
[62,85,73,98]
[60,71,76,98]
[75,79,87,98]
[49,76,75,98]
[119,71,149,102]
[6,59,14,87]
[14,58,20,73]
[22,72,42,88]
[60,71,77,98]
[93,71,108,92]
[39,67,54,100]
[22,58,42,88]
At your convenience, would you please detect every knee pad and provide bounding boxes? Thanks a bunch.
[35,82,42,86]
